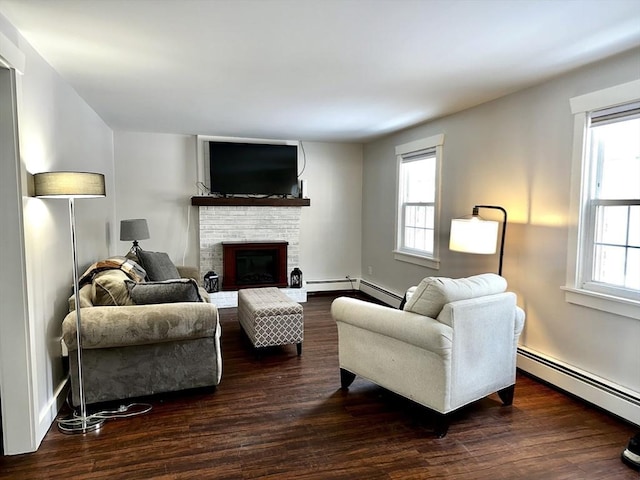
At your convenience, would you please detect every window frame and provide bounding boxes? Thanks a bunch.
[564,79,640,320]
[394,134,444,269]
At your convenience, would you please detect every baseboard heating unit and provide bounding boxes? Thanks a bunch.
[517,346,640,426]
[358,279,403,307]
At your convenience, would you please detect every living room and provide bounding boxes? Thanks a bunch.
[0,0,638,471]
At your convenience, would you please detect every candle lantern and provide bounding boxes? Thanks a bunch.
[290,267,303,289]
[204,271,219,293]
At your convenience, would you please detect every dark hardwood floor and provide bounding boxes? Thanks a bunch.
[1,293,637,479]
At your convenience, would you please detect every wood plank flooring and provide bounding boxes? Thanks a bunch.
[1,293,638,479]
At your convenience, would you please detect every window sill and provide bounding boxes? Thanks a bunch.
[393,250,440,270]
[561,286,640,320]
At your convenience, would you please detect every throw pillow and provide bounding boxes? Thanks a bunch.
[78,256,146,287]
[136,250,180,281]
[403,273,507,318]
[125,278,204,305]
[68,284,94,312]
[92,269,135,306]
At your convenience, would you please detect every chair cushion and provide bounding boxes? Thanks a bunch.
[125,278,204,305]
[136,250,180,281]
[92,269,135,306]
[403,273,507,318]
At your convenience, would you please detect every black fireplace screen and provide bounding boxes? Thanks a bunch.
[236,249,278,285]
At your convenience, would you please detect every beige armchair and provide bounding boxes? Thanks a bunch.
[331,274,525,437]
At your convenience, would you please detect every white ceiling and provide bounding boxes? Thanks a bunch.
[0,0,639,143]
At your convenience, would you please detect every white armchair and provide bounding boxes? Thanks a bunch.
[331,274,525,437]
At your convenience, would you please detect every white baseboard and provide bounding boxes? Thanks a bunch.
[517,346,640,426]
[36,378,68,451]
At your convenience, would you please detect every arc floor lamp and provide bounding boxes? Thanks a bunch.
[449,205,508,276]
[34,171,106,434]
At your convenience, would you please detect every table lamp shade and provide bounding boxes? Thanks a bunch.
[120,219,150,241]
[34,171,105,198]
[449,217,499,254]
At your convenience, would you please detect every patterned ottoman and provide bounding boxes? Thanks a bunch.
[238,287,304,355]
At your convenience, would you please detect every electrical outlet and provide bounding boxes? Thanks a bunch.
[345,275,351,280]
[367,266,373,275]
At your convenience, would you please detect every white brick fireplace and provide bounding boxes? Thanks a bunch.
[198,205,302,287]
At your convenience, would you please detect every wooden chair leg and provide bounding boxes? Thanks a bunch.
[498,384,515,406]
[434,413,450,438]
[340,368,356,390]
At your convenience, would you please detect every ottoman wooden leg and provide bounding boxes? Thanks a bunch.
[296,342,302,356]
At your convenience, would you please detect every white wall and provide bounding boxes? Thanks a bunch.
[0,13,115,454]
[298,142,363,286]
[114,132,197,265]
[113,134,363,288]
[361,48,640,422]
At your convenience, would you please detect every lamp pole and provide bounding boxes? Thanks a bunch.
[58,197,104,434]
[473,205,507,276]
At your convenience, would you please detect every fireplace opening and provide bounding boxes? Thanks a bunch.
[222,241,288,290]
[236,250,277,285]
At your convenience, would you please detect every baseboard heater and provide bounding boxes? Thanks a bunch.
[305,279,354,285]
[517,346,640,426]
[358,279,403,307]
[305,278,358,294]
[305,278,402,305]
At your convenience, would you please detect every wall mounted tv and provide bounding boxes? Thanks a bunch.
[209,141,299,196]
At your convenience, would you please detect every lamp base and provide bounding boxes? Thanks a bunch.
[128,242,143,256]
[57,415,105,434]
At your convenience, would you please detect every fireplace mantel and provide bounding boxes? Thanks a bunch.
[191,196,310,207]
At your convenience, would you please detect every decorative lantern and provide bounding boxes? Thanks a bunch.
[290,267,303,289]
[204,271,219,293]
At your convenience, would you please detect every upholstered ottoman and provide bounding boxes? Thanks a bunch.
[238,287,304,355]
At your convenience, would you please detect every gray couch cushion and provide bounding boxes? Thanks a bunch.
[137,250,180,281]
[403,273,507,318]
[125,278,204,305]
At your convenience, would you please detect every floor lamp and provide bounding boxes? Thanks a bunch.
[449,205,508,276]
[34,171,106,434]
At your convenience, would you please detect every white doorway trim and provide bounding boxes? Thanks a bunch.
[0,40,38,454]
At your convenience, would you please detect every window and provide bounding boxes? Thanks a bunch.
[588,109,640,292]
[394,134,444,269]
[565,80,640,319]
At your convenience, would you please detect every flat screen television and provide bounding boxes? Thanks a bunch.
[209,141,299,196]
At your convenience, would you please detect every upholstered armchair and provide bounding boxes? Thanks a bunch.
[331,274,525,437]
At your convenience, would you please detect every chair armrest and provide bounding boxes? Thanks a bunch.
[515,306,525,336]
[437,292,520,334]
[177,265,200,284]
[62,302,219,350]
[176,266,210,300]
[331,297,452,355]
